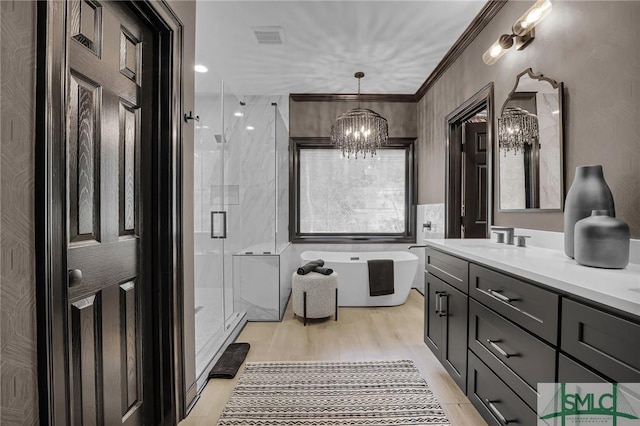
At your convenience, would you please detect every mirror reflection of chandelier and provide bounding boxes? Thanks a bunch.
[498,107,539,155]
[330,72,389,158]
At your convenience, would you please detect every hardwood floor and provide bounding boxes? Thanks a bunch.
[179,290,486,426]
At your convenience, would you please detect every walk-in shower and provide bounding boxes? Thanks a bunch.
[192,83,290,386]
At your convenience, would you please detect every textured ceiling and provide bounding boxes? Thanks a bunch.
[194,1,488,96]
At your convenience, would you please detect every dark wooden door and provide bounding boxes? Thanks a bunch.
[462,122,488,238]
[65,1,152,424]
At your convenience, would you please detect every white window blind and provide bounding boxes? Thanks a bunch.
[299,149,406,234]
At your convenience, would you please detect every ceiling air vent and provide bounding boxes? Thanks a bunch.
[252,26,285,45]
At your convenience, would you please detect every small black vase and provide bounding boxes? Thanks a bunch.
[574,210,630,269]
[564,165,615,258]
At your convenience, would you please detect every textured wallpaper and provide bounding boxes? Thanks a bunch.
[290,100,417,138]
[1,0,39,423]
[418,1,640,237]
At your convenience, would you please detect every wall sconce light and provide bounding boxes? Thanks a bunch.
[482,0,552,65]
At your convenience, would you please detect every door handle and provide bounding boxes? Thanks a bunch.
[68,269,83,287]
[211,211,227,239]
[220,211,227,239]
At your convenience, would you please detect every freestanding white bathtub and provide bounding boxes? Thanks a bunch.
[300,251,419,307]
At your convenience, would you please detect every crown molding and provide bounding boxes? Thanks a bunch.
[290,93,417,103]
[415,0,508,101]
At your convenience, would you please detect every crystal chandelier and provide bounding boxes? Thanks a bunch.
[497,107,539,155]
[330,72,389,158]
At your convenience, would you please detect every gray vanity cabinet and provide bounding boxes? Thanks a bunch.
[425,247,468,293]
[469,299,555,410]
[466,263,559,423]
[561,299,640,383]
[468,351,538,426]
[558,354,607,383]
[469,263,559,344]
[424,243,640,426]
[424,249,469,392]
[424,272,444,359]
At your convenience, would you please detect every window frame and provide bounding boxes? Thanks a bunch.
[290,137,417,243]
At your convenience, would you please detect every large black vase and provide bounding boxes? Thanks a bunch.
[564,165,615,258]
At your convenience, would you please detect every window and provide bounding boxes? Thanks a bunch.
[291,138,416,242]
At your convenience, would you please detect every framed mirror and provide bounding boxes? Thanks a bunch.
[498,68,564,211]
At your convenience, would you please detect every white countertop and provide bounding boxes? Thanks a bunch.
[424,239,640,318]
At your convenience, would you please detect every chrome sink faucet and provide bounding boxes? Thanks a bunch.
[491,226,515,245]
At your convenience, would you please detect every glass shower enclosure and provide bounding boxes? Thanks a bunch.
[193,81,245,381]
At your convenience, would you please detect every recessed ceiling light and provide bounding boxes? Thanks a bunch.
[246,126,254,130]
[234,112,244,117]
[194,64,208,73]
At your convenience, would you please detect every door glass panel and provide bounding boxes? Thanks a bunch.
[193,76,247,379]
[222,82,240,326]
[194,79,225,379]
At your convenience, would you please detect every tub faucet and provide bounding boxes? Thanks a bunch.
[490,226,515,245]
[408,245,428,250]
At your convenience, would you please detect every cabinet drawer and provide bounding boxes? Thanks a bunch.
[468,351,537,426]
[561,299,640,383]
[558,354,607,383]
[425,247,468,293]
[469,299,555,410]
[470,264,559,344]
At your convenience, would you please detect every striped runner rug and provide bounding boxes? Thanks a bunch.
[217,359,451,425]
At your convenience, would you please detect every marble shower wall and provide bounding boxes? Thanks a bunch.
[236,95,289,254]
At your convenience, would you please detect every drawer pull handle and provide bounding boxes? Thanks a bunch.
[486,339,514,358]
[476,288,544,324]
[487,289,513,303]
[485,399,512,424]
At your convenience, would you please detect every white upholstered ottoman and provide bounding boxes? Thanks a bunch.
[291,271,338,325]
